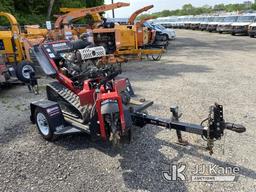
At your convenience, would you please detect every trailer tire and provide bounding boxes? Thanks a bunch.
[249,34,255,38]
[162,34,168,41]
[34,108,55,141]
[16,61,35,83]
[146,53,162,61]
[152,54,162,61]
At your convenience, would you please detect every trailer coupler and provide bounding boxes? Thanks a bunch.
[131,103,246,155]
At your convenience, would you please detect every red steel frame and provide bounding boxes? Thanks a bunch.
[96,91,126,140]
[41,41,127,140]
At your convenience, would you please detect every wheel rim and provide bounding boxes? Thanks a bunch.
[36,113,49,136]
[22,65,34,80]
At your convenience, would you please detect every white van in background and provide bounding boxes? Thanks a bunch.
[217,15,238,33]
[231,14,256,35]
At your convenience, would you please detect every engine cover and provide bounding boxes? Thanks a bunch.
[78,46,106,60]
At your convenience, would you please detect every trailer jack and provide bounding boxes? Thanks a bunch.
[25,69,39,95]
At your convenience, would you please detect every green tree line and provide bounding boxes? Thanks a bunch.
[1,1,255,25]
[139,3,256,19]
[0,0,104,25]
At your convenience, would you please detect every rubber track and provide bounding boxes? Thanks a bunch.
[47,81,91,123]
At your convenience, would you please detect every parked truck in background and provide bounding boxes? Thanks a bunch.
[151,23,176,40]
[217,15,238,34]
[248,22,256,37]
[231,15,256,36]
[199,16,214,31]
[207,16,225,32]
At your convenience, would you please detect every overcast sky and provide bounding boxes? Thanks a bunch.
[104,0,252,17]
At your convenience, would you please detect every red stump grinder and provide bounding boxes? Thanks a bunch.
[30,39,246,155]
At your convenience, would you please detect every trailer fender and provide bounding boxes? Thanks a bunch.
[30,100,65,132]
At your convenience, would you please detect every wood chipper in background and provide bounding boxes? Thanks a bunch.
[0,52,38,94]
[50,2,166,62]
[0,54,10,85]
[0,12,47,83]
[47,2,131,65]
[93,4,167,61]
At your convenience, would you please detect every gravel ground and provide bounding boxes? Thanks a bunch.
[1,30,256,192]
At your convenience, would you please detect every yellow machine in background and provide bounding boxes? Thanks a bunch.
[55,3,165,61]
[0,12,24,63]
[60,8,102,22]
[0,12,47,82]
[92,5,165,60]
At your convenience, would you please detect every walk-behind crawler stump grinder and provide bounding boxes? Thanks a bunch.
[30,39,246,155]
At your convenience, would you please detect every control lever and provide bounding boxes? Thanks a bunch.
[98,71,120,87]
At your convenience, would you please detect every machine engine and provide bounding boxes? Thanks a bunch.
[61,48,104,77]
[37,39,106,81]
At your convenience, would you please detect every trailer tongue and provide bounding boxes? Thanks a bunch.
[30,39,246,155]
[132,103,245,155]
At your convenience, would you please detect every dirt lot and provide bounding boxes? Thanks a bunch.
[1,30,256,192]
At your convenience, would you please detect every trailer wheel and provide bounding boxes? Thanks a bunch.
[151,54,162,61]
[146,54,162,61]
[249,35,255,38]
[34,108,54,141]
[16,61,35,83]
[162,34,168,41]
